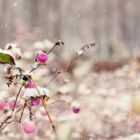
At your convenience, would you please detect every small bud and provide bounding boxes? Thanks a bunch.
[36,51,48,64]
[71,102,80,114]
[22,120,36,134]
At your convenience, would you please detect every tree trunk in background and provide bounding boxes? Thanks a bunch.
[0,0,140,59]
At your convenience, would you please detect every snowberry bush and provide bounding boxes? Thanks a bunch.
[0,41,95,136]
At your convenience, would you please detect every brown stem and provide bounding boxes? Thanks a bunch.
[47,100,71,106]
[47,40,64,55]
[0,84,23,133]
[45,71,62,87]
[44,58,75,88]
[0,116,11,131]
[18,103,26,122]
[0,120,14,133]
[47,44,57,55]
[28,104,33,121]
[12,85,23,113]
[31,78,56,132]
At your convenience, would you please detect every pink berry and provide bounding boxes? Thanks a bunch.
[71,102,80,114]
[31,97,40,106]
[8,100,16,109]
[36,52,48,63]
[25,81,35,88]
[72,107,80,113]
[22,120,36,134]
[0,101,6,110]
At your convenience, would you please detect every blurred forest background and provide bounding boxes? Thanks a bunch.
[1,1,140,139]
[0,0,140,60]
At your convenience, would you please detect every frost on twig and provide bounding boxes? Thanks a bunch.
[76,42,96,57]
[44,42,96,87]
[0,41,95,134]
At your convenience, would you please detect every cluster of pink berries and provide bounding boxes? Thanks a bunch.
[1,44,81,134]
[0,99,16,110]
[21,84,80,134]
[25,80,80,113]
[23,83,80,134]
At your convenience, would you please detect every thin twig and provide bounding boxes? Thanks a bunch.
[18,103,26,122]
[11,85,23,115]
[47,100,70,106]
[31,78,56,132]
[44,42,95,87]
[47,40,64,55]
[28,103,33,121]
[0,120,14,133]
[0,116,12,131]
[0,84,23,133]
[44,57,75,87]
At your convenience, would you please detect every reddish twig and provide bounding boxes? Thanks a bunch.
[18,102,26,122]
[31,78,56,132]
[47,40,64,55]
[0,84,23,133]
[0,120,14,133]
